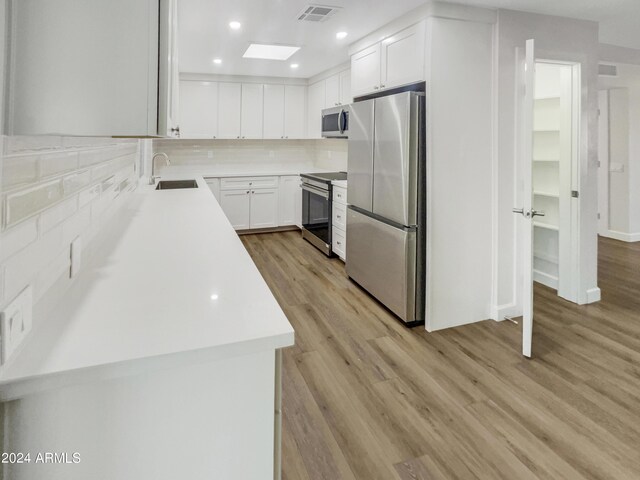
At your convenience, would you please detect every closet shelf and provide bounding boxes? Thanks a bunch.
[534,221,559,231]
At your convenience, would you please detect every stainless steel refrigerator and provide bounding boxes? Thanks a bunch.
[346,91,426,325]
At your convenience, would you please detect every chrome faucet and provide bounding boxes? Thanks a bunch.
[149,152,170,185]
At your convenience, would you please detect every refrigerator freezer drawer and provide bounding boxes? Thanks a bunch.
[346,208,418,322]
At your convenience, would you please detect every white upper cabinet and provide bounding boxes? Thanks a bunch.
[325,74,341,108]
[263,84,286,139]
[7,0,177,137]
[380,22,426,90]
[351,43,382,98]
[339,70,352,105]
[241,83,264,139]
[217,83,242,138]
[180,81,218,139]
[351,21,425,98]
[307,81,326,139]
[284,86,306,139]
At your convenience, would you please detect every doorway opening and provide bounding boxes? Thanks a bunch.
[532,61,580,303]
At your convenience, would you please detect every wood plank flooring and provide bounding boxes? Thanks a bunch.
[241,232,640,480]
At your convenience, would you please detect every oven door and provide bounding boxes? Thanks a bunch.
[301,182,332,255]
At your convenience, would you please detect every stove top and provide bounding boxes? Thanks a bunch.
[300,171,347,183]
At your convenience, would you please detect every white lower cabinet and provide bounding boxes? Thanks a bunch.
[249,188,279,229]
[278,176,302,227]
[332,185,348,261]
[219,189,252,229]
[216,176,300,231]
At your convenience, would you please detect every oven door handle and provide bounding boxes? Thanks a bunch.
[338,109,345,134]
[301,183,330,199]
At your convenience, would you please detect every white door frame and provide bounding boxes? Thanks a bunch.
[597,90,610,236]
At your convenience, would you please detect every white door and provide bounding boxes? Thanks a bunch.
[380,22,426,91]
[351,43,381,97]
[339,70,352,105]
[179,81,218,138]
[263,84,285,139]
[250,188,279,229]
[278,176,299,226]
[217,83,242,138]
[307,81,325,139]
[284,85,306,139]
[220,189,251,229]
[241,83,264,138]
[514,39,536,358]
[325,74,341,107]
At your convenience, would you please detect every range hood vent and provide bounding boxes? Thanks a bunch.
[297,4,341,22]
[598,63,618,77]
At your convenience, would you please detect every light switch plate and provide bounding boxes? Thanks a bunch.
[70,236,82,278]
[0,286,33,364]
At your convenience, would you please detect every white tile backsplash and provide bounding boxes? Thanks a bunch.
[0,135,140,313]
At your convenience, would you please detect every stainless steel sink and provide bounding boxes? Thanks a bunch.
[155,179,198,190]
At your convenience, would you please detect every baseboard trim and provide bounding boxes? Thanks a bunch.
[533,270,559,290]
[586,287,601,304]
[600,230,640,242]
[491,302,521,322]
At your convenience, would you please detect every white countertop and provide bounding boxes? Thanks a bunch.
[158,164,330,178]
[0,177,294,399]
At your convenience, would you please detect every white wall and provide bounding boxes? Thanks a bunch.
[494,10,600,315]
[598,62,640,241]
[425,15,495,331]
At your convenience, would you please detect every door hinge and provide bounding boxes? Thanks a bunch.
[571,190,579,198]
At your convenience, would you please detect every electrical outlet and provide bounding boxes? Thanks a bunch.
[70,236,82,278]
[0,286,33,364]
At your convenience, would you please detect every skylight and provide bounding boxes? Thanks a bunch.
[243,43,300,61]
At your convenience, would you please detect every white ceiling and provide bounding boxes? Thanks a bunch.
[178,0,640,79]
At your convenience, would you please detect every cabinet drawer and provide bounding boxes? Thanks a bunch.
[332,202,347,230]
[333,186,347,205]
[332,227,346,260]
[221,176,278,190]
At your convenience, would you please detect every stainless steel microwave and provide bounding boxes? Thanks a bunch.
[321,105,349,138]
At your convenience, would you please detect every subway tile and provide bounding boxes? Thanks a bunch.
[4,136,63,154]
[61,205,91,245]
[63,169,91,194]
[78,184,101,207]
[35,246,71,301]
[0,217,38,262]
[2,155,38,188]
[5,179,64,227]
[40,151,79,178]
[40,196,78,233]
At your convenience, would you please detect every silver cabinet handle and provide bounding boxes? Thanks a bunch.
[337,241,342,246]
[246,190,250,194]
[337,215,342,219]
[237,136,240,139]
[381,84,386,88]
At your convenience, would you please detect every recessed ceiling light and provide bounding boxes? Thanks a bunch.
[290,63,299,69]
[243,43,300,61]
[336,31,348,40]
[229,21,241,30]
[210,294,219,300]
[213,58,222,64]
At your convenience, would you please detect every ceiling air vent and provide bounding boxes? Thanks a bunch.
[598,63,618,77]
[297,5,341,22]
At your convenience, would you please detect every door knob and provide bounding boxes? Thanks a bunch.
[512,208,525,215]
[531,210,545,217]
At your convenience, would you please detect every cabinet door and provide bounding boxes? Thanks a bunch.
[380,22,426,90]
[263,84,285,139]
[241,83,264,138]
[325,74,341,108]
[205,178,220,201]
[250,188,279,229]
[278,176,300,226]
[351,43,381,98]
[219,189,251,229]
[284,85,306,139]
[307,81,325,139]
[217,83,242,138]
[339,70,352,105]
[180,81,218,138]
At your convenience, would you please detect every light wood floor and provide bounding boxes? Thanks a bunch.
[242,232,640,480]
